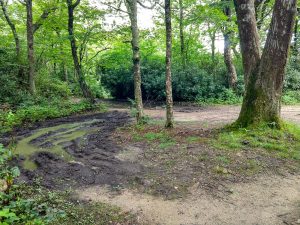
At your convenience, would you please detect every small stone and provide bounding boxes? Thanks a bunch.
[296,219,300,224]
[242,140,250,145]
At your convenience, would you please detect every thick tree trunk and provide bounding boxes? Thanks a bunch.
[67,0,94,102]
[179,0,186,68]
[234,0,297,127]
[126,0,144,123]
[165,0,174,128]
[26,0,36,94]
[223,2,237,89]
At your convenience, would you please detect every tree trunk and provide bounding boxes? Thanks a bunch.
[125,0,144,123]
[26,0,36,94]
[223,2,237,89]
[293,9,299,56]
[67,0,94,102]
[179,0,186,68]
[165,0,174,128]
[210,30,216,61]
[0,0,20,61]
[224,33,237,89]
[0,0,24,82]
[234,0,297,127]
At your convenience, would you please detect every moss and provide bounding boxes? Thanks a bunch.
[214,122,300,160]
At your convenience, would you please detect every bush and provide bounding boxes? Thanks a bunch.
[0,99,94,133]
[101,54,244,102]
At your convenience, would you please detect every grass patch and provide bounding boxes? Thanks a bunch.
[214,122,300,160]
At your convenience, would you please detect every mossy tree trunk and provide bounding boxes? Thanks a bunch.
[165,0,174,128]
[125,0,144,123]
[234,0,297,127]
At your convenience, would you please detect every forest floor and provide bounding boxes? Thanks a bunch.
[3,103,300,225]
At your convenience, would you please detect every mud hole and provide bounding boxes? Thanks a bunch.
[1,104,300,225]
[2,111,144,190]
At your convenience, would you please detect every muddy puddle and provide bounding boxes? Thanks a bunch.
[14,119,101,170]
[4,111,143,190]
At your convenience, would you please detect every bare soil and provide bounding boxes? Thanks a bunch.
[2,103,300,225]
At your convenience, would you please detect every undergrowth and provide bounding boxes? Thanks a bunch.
[0,99,106,134]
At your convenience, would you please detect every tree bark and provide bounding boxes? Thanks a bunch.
[125,0,144,123]
[0,0,24,82]
[0,0,20,61]
[165,0,174,128]
[179,0,186,68]
[67,0,94,102]
[223,1,237,89]
[26,0,36,94]
[234,0,297,127]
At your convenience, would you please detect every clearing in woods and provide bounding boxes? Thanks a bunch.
[4,103,300,225]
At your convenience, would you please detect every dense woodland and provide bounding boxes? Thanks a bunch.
[1,0,300,224]
[0,0,300,126]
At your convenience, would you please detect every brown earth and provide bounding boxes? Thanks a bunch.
[2,103,300,225]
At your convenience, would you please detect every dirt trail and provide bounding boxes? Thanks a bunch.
[76,104,300,225]
[5,104,300,225]
[141,105,300,126]
[77,174,300,225]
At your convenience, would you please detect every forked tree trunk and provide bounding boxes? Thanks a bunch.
[26,0,36,94]
[125,0,144,123]
[67,0,94,102]
[165,0,174,128]
[223,2,237,89]
[234,0,297,127]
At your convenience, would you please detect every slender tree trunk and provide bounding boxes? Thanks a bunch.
[0,0,24,81]
[223,1,237,89]
[293,9,299,56]
[125,0,144,123]
[165,0,174,128]
[0,0,20,60]
[26,0,36,94]
[224,33,237,88]
[179,0,186,68]
[234,0,297,127]
[210,31,216,61]
[67,0,94,102]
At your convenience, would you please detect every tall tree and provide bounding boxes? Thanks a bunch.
[179,0,186,68]
[125,0,144,123]
[0,0,20,62]
[25,0,35,94]
[234,0,297,127]
[222,0,237,89]
[66,0,94,102]
[165,0,174,128]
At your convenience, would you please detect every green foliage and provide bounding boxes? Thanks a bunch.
[214,122,300,160]
[0,145,65,225]
[0,99,94,133]
[282,91,300,105]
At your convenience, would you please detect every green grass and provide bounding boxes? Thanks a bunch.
[213,122,300,160]
[0,99,106,134]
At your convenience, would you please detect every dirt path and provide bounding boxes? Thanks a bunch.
[77,174,300,225]
[5,104,300,225]
[141,105,300,126]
